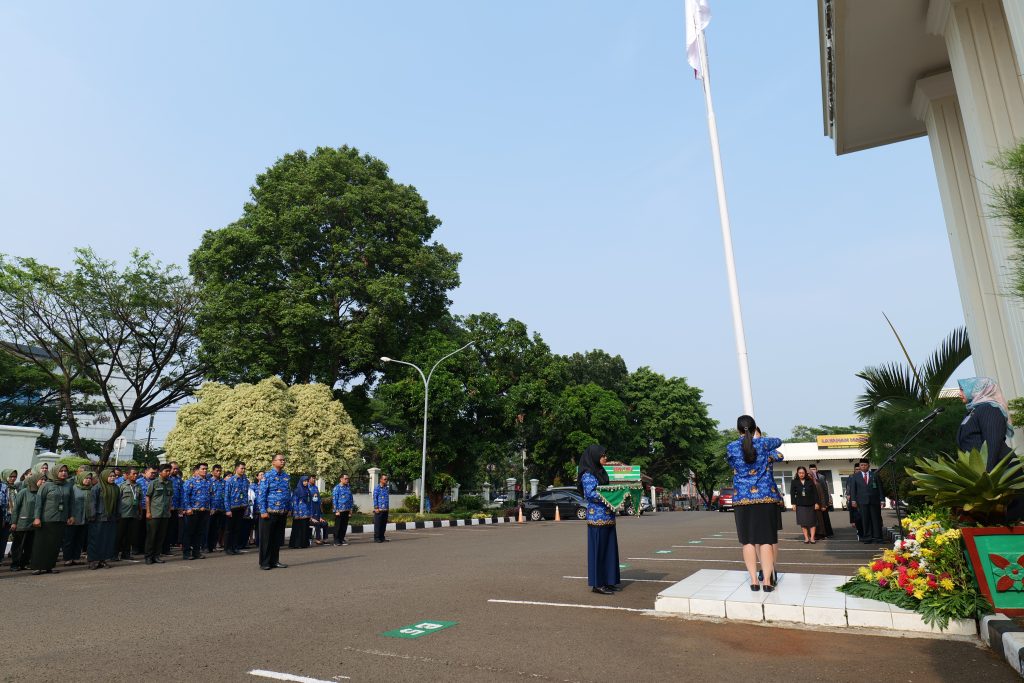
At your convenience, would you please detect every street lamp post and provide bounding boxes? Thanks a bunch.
[381,341,475,515]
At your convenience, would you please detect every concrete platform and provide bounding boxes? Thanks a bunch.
[654,569,977,636]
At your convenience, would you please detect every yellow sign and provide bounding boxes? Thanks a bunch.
[816,434,868,449]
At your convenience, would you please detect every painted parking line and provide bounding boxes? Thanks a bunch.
[488,599,654,614]
[671,545,880,553]
[248,669,348,682]
[627,557,864,567]
[562,575,676,584]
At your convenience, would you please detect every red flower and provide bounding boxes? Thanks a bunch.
[871,561,884,571]
[909,560,920,570]
[878,578,889,587]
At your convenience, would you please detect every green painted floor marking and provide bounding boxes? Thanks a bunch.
[381,620,457,639]
[688,540,703,544]
[655,550,672,554]
[619,563,630,569]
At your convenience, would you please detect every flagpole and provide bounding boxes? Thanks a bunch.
[695,26,755,417]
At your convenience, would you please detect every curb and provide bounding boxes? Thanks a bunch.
[981,615,1024,677]
[345,514,517,535]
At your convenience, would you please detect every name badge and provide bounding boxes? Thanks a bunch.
[58,504,64,511]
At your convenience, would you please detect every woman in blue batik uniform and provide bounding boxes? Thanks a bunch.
[289,476,312,549]
[578,444,620,596]
[726,415,783,592]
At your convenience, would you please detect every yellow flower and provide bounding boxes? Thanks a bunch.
[858,567,872,579]
[940,578,955,591]
[913,589,925,599]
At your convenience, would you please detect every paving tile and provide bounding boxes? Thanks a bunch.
[847,608,893,628]
[653,595,690,615]
[803,591,846,609]
[763,602,804,623]
[845,596,891,612]
[657,569,726,599]
[725,599,765,621]
[689,597,727,618]
[803,605,847,627]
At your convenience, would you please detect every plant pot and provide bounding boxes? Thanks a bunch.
[962,525,1024,616]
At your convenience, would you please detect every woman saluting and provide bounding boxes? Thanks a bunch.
[578,444,621,596]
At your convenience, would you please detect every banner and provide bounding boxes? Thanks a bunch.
[816,434,868,449]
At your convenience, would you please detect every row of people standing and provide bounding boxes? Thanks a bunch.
[2,457,374,575]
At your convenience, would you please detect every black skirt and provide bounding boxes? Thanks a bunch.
[775,504,783,531]
[734,503,779,545]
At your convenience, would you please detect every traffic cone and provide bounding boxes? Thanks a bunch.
[554,505,561,521]
[517,506,525,524]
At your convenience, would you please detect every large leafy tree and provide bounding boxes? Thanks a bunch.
[190,145,461,390]
[620,367,717,488]
[165,377,363,483]
[0,249,204,466]
[690,429,735,508]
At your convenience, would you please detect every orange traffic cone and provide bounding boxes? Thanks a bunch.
[554,505,561,521]
[517,506,525,523]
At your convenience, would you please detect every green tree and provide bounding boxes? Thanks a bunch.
[620,367,717,488]
[190,145,461,390]
[785,424,864,443]
[165,377,363,481]
[556,350,629,396]
[0,249,204,467]
[854,325,971,497]
[690,429,734,509]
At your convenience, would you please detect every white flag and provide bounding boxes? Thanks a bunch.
[685,0,712,79]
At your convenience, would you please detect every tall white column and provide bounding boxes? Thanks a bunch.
[928,0,1024,400]
[1000,0,1024,81]
[913,71,1004,383]
[367,467,380,495]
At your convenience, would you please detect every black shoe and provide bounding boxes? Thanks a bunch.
[260,565,272,570]
[763,584,775,593]
[772,571,779,585]
[592,586,614,595]
[195,554,207,560]
[381,538,390,542]
[154,557,165,564]
[272,562,288,568]
[750,584,760,591]
[341,541,349,546]
[757,569,764,582]
[604,584,622,592]
[144,558,154,565]
[183,556,193,560]
[374,539,383,543]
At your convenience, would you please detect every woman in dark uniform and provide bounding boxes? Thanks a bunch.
[790,467,819,544]
[957,377,1013,469]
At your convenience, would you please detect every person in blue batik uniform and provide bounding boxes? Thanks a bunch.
[289,476,313,549]
[206,465,228,553]
[332,474,353,546]
[726,415,784,592]
[578,444,620,595]
[164,462,184,554]
[224,462,249,555]
[181,463,212,560]
[249,472,263,548]
[373,474,390,542]
[257,454,291,570]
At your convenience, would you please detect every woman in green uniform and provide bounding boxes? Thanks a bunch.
[63,471,94,566]
[31,464,73,574]
[88,469,120,569]
[9,474,43,571]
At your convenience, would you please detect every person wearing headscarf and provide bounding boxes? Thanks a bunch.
[30,464,73,574]
[957,377,1015,470]
[63,470,94,566]
[0,468,16,566]
[289,476,312,549]
[577,444,620,595]
[726,415,784,592]
[9,473,43,571]
[87,469,121,569]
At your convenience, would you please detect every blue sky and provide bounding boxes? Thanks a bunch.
[0,1,969,443]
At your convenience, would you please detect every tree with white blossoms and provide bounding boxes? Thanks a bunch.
[165,377,363,480]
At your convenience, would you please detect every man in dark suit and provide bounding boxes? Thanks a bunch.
[848,458,885,544]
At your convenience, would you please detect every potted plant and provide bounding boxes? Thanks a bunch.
[906,447,1024,615]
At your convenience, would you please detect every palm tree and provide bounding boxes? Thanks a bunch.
[855,322,970,421]
[854,322,971,496]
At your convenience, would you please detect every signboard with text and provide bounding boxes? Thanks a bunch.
[603,465,641,481]
[815,434,868,449]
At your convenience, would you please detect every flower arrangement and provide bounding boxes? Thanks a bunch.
[839,509,990,629]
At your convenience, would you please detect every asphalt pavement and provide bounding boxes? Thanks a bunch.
[0,510,1014,682]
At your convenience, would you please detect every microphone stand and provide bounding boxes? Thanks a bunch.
[873,409,944,541]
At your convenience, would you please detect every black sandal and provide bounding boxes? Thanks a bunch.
[750,583,760,591]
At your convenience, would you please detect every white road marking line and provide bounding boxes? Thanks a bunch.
[248,669,348,682]
[671,545,879,552]
[626,557,864,567]
[698,537,869,544]
[342,647,581,682]
[562,575,675,584]
[488,599,654,613]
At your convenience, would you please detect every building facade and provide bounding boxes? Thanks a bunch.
[819,0,1024,412]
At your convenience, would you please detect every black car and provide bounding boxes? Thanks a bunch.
[523,489,588,521]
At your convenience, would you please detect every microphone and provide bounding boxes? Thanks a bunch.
[920,406,945,422]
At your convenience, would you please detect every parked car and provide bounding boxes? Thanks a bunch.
[523,489,588,521]
[717,488,735,512]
